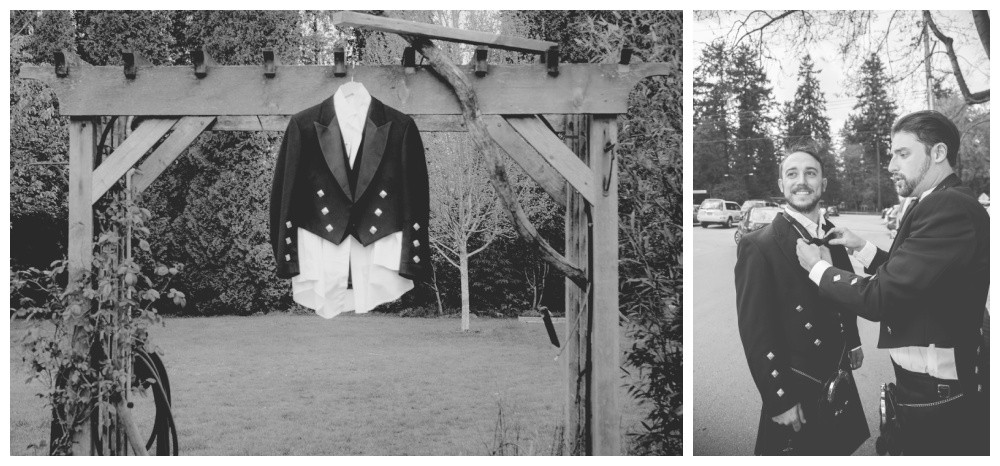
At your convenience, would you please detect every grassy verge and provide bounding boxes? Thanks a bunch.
[10,313,644,455]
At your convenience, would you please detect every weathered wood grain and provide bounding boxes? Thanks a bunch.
[212,114,469,133]
[131,117,216,195]
[18,63,672,116]
[90,118,177,204]
[67,118,98,456]
[506,115,596,206]
[482,115,567,208]
[332,11,556,54]
[563,114,591,456]
[589,116,620,456]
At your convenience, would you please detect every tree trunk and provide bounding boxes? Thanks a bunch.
[431,264,444,316]
[460,241,471,331]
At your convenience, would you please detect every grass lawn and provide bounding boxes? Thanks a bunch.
[10,313,646,455]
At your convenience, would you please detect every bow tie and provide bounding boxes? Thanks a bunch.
[783,212,832,246]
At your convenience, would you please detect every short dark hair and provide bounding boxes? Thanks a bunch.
[780,142,824,176]
[892,110,961,167]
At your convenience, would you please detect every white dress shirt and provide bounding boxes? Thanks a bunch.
[291,84,413,318]
[806,190,957,379]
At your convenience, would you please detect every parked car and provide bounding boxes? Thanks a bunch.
[697,199,742,228]
[741,199,778,215]
[826,205,840,216]
[734,206,782,245]
[886,204,901,238]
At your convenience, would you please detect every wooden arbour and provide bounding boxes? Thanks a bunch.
[20,12,672,456]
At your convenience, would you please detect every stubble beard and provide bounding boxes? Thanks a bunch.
[786,186,821,215]
[893,152,932,197]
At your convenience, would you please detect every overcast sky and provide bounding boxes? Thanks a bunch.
[691,10,990,145]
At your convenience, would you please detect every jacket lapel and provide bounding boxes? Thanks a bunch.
[313,97,353,200]
[353,98,391,201]
[771,213,804,273]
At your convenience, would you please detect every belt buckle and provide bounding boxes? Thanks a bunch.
[937,384,951,399]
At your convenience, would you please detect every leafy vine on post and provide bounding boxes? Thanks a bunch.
[12,191,185,455]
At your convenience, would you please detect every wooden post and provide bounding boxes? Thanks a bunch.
[66,117,98,455]
[564,114,590,455]
[589,116,619,455]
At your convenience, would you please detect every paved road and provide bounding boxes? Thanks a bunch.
[693,213,894,456]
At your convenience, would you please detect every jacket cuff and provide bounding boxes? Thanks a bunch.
[764,388,800,418]
[398,261,429,282]
[277,262,299,279]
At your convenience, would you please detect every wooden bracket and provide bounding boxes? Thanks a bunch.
[474,46,488,77]
[618,47,633,73]
[262,48,277,78]
[402,47,416,74]
[333,47,346,77]
[121,50,150,80]
[546,46,560,77]
[191,48,215,78]
[54,50,86,77]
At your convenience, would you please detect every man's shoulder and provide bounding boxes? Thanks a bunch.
[921,185,988,220]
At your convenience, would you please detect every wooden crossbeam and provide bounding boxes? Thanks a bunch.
[91,118,177,204]
[332,11,557,54]
[212,114,470,133]
[19,63,671,116]
[131,117,216,194]
[483,115,567,208]
[506,116,596,205]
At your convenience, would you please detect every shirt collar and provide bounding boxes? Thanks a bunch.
[333,85,371,130]
[783,205,826,237]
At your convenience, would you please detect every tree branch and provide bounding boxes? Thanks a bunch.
[405,35,588,288]
[735,10,800,46]
[924,10,990,105]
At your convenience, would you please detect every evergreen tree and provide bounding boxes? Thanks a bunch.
[841,53,897,210]
[729,44,778,199]
[782,55,840,203]
[693,41,732,195]
[784,55,831,145]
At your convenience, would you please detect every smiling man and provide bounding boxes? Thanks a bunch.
[796,110,989,455]
[734,144,868,455]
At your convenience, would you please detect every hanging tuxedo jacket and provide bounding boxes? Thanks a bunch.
[270,93,432,293]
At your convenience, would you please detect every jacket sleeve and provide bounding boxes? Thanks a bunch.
[842,314,863,353]
[863,247,890,275]
[818,195,976,322]
[397,118,431,281]
[735,236,800,417]
[270,118,301,279]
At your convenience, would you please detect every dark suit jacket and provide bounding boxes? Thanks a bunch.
[735,213,867,455]
[816,174,989,393]
[270,96,431,281]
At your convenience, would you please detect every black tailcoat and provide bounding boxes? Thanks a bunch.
[735,213,869,455]
[814,174,989,453]
[270,97,431,281]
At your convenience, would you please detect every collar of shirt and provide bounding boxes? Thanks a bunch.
[783,205,826,238]
[333,85,372,167]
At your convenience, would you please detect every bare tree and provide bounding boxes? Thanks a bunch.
[427,132,510,331]
[698,10,990,105]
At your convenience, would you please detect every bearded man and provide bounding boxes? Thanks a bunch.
[796,110,989,455]
[735,145,869,455]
